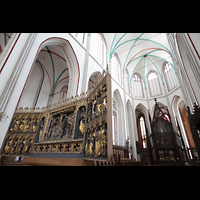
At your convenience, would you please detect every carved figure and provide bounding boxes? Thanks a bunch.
[96,91,102,116]
[4,136,14,154]
[85,128,90,156]
[18,118,26,132]
[79,106,86,136]
[87,100,93,122]
[24,137,33,154]
[10,118,19,132]
[101,86,107,113]
[17,138,26,154]
[92,97,97,120]
[95,124,101,158]
[89,127,95,157]
[24,118,31,132]
[101,122,107,158]
[10,138,19,154]
[32,118,38,132]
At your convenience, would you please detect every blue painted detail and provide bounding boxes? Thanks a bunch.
[143,57,146,89]
[111,37,172,60]
[53,68,67,92]
[147,54,176,73]
[130,56,144,85]
[122,33,144,74]
[46,46,55,95]
[30,152,82,159]
[109,33,117,60]
[110,33,127,60]
[146,56,164,83]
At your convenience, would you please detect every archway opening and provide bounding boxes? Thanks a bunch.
[17,38,79,110]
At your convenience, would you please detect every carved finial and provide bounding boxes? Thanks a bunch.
[106,64,109,72]
[36,107,40,111]
[19,107,23,111]
[102,69,105,76]
[154,98,157,103]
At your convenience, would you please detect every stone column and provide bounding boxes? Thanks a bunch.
[81,33,91,93]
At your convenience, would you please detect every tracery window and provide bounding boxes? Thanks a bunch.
[97,33,104,66]
[59,85,68,101]
[161,107,170,122]
[164,62,177,91]
[147,71,162,97]
[139,117,147,148]
[124,69,130,94]
[132,74,144,97]
[90,33,106,67]
[111,54,121,85]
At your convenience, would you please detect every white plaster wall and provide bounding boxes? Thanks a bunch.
[18,63,42,108]
[1,33,200,159]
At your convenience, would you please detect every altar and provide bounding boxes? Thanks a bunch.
[1,72,113,166]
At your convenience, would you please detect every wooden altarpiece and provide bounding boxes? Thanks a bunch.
[0,71,113,166]
[149,99,181,163]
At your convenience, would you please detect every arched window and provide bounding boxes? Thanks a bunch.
[59,85,68,102]
[139,117,147,148]
[136,114,147,149]
[90,33,106,67]
[97,33,104,66]
[161,107,170,122]
[132,73,144,97]
[164,62,177,91]
[111,54,121,85]
[124,69,130,94]
[147,71,162,97]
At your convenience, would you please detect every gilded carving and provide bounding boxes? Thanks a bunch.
[1,72,111,161]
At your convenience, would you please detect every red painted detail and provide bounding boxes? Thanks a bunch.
[17,36,80,107]
[187,33,200,61]
[176,34,199,106]
[0,33,21,74]
[54,76,69,93]
[40,49,67,63]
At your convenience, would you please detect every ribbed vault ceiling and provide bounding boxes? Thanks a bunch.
[102,33,174,87]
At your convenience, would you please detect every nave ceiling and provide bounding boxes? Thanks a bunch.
[102,33,174,85]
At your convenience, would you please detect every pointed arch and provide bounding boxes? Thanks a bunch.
[132,73,144,98]
[113,89,125,146]
[38,37,80,96]
[147,70,162,97]
[87,71,102,90]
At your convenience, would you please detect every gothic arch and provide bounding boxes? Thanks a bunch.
[135,103,151,142]
[113,89,125,146]
[151,101,167,118]
[36,37,80,97]
[17,37,80,109]
[171,95,195,158]
[87,71,101,90]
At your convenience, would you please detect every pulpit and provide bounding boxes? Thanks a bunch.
[148,99,182,164]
